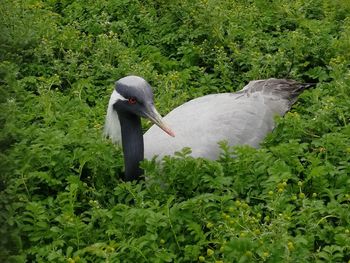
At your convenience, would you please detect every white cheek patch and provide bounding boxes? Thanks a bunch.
[104,90,126,144]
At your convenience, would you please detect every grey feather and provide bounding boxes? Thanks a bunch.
[144,78,312,160]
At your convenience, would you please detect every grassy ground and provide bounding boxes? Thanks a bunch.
[1,0,350,262]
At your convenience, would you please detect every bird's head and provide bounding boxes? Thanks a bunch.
[111,76,175,137]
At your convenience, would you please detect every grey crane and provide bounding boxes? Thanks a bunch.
[105,75,313,181]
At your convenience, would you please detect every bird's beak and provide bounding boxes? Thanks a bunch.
[145,106,175,137]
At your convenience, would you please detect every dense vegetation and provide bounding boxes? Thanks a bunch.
[1,0,350,262]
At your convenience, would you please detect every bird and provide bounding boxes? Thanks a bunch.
[105,75,314,181]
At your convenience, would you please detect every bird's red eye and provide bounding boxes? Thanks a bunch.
[128,97,137,104]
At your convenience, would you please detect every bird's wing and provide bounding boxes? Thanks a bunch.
[144,90,287,160]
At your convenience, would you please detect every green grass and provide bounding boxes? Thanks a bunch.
[1,0,350,262]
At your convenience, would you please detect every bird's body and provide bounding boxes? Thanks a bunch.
[144,79,307,159]
[105,76,313,181]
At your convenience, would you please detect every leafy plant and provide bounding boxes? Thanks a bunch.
[1,0,350,262]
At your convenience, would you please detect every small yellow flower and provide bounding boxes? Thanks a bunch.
[222,213,230,220]
[207,248,214,256]
[198,256,205,262]
[287,242,294,251]
[206,222,214,228]
[245,251,253,257]
[242,203,249,209]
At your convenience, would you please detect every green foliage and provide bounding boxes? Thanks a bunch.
[1,0,350,262]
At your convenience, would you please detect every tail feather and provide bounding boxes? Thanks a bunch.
[244,78,316,105]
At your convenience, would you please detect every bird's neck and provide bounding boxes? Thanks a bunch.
[117,111,144,181]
